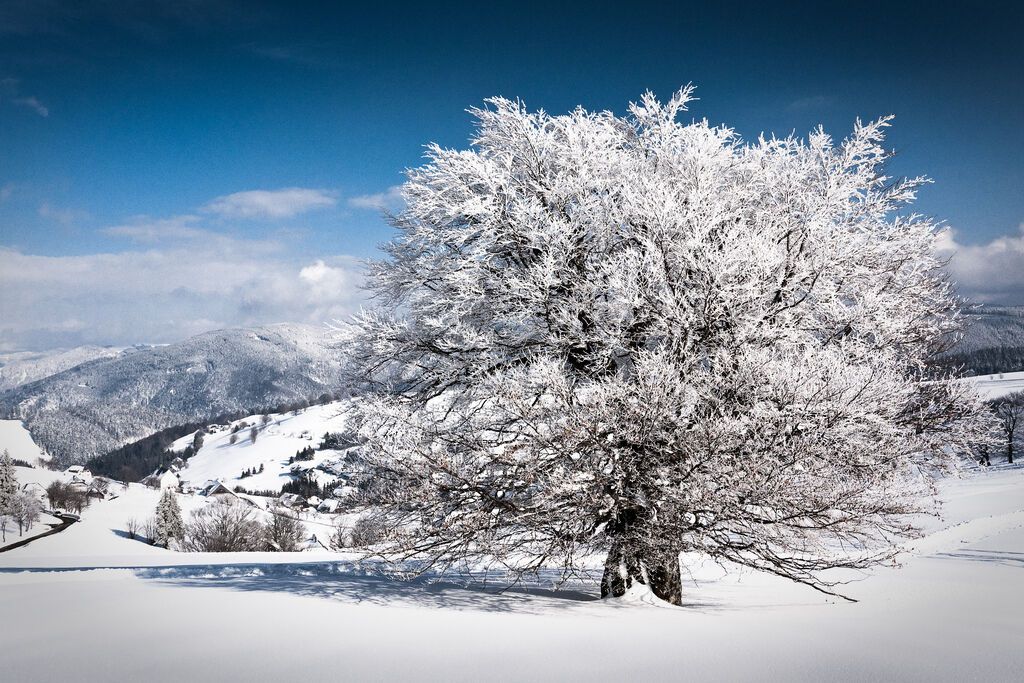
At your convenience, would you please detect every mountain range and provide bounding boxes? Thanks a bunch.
[0,323,347,465]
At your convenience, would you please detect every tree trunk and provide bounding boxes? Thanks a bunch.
[600,538,682,606]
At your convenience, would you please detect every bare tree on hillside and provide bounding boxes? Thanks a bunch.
[991,392,1024,464]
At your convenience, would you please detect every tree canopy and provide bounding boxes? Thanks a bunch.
[345,88,991,603]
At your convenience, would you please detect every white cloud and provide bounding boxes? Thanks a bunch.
[101,214,210,243]
[203,187,337,219]
[1,77,49,117]
[937,223,1024,305]
[0,183,13,202]
[348,185,404,212]
[13,95,48,117]
[0,243,365,351]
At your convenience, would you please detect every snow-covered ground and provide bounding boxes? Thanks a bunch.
[0,465,345,562]
[0,419,50,464]
[2,461,1022,681]
[2,378,1023,680]
[967,370,1024,400]
[169,402,351,493]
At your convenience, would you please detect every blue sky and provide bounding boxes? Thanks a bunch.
[1,1,1022,351]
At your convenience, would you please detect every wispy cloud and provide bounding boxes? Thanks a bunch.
[203,187,337,219]
[100,214,208,243]
[38,202,86,226]
[13,95,48,117]
[1,76,49,117]
[348,185,404,212]
[938,223,1024,305]
[0,183,13,202]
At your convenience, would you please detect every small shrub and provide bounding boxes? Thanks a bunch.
[329,521,352,550]
[350,516,387,547]
[184,502,263,552]
[143,518,159,545]
[263,510,306,552]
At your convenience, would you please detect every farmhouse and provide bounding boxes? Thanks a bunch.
[141,470,181,491]
[278,493,306,509]
[317,498,340,514]
[198,481,257,507]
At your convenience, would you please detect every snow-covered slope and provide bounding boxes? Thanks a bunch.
[170,402,354,493]
[965,370,1024,400]
[956,305,1024,353]
[2,464,1022,681]
[0,419,50,464]
[935,305,1024,374]
[0,323,347,466]
[0,345,125,392]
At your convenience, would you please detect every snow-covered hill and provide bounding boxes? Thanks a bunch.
[956,305,1024,353]
[0,345,125,392]
[0,419,50,465]
[170,401,356,495]
[935,305,1024,374]
[0,323,347,466]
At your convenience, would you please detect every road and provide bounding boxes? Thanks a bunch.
[0,512,78,553]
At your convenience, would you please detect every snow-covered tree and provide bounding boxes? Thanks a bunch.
[0,450,17,519]
[344,88,992,604]
[153,489,184,548]
[11,491,41,536]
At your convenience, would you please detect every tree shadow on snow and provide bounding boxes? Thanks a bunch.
[933,549,1024,569]
[131,561,605,614]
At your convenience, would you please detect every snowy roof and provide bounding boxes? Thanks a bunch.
[200,481,235,497]
[317,498,340,513]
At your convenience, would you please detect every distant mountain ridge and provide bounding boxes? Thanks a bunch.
[956,306,1024,353]
[940,305,1024,376]
[0,345,126,392]
[0,323,347,465]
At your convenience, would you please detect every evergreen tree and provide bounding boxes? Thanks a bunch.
[153,489,185,548]
[0,449,18,520]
